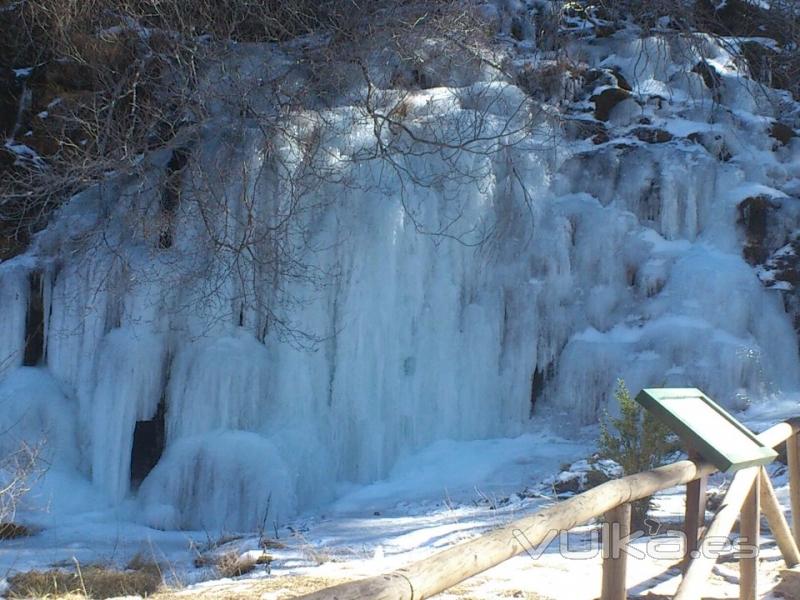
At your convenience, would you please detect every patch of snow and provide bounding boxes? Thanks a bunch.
[3,140,45,168]
[331,428,588,514]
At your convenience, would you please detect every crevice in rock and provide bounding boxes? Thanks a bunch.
[158,147,190,249]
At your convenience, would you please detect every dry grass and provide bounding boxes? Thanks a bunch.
[260,538,287,550]
[0,522,33,540]
[440,579,553,600]
[213,551,272,578]
[151,574,346,600]
[7,562,163,599]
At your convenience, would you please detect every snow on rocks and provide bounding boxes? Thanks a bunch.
[543,458,623,497]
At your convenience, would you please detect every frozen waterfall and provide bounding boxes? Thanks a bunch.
[0,32,799,531]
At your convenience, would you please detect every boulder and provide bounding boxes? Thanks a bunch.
[550,458,622,496]
[688,131,732,161]
[592,87,632,121]
[692,61,721,92]
[610,67,632,91]
[564,118,608,141]
[770,121,796,146]
[632,127,673,144]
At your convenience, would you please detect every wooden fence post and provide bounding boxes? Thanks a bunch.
[601,502,631,600]
[674,466,760,600]
[787,433,800,546]
[758,467,800,567]
[739,475,759,600]
[684,452,707,571]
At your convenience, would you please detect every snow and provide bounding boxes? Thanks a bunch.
[0,368,79,469]
[0,3,799,588]
[2,141,44,168]
[330,428,586,514]
[0,429,590,576]
[0,424,792,600]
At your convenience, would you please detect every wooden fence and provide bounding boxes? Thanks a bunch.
[295,418,800,600]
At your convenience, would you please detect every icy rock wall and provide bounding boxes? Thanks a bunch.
[0,32,799,530]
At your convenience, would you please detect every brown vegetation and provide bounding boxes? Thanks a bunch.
[7,562,163,599]
[0,522,32,540]
[213,551,272,578]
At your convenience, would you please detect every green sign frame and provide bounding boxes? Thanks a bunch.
[635,388,777,473]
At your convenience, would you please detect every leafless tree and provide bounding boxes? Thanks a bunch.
[0,0,555,348]
[2,0,797,349]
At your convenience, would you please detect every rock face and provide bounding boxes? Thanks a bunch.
[739,196,782,265]
[746,193,800,345]
[694,0,799,98]
[694,0,783,42]
[758,237,800,336]
[739,191,800,339]
[0,67,20,137]
[767,241,800,289]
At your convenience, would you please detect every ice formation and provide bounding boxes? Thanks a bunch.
[1,23,799,530]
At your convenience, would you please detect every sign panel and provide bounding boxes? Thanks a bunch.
[635,388,777,473]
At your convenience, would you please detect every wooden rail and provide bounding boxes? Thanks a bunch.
[296,419,800,600]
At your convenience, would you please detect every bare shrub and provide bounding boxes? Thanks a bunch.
[0,441,41,530]
[214,551,257,578]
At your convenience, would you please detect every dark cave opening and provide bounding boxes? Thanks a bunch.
[130,396,166,488]
[530,362,555,416]
[23,271,44,366]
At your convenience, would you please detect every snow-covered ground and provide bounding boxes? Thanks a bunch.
[0,423,589,577]
[2,405,800,599]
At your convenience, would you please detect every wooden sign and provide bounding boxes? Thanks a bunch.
[635,388,778,473]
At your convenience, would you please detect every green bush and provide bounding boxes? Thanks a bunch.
[598,380,673,530]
